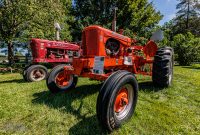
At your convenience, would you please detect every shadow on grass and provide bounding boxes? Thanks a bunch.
[32,81,162,134]
[68,115,105,135]
[139,81,164,92]
[32,83,106,134]
[182,66,200,70]
[0,79,26,84]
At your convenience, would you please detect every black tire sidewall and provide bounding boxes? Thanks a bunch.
[22,64,32,81]
[153,47,174,87]
[96,70,124,121]
[46,64,67,81]
[107,74,138,130]
[47,65,77,93]
[97,71,139,131]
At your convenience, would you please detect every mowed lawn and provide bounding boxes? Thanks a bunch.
[0,65,200,135]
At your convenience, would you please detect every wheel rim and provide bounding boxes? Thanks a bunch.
[31,69,46,81]
[114,84,134,120]
[55,71,73,88]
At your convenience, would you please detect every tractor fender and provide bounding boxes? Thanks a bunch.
[143,40,158,57]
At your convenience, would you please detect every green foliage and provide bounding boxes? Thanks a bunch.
[19,0,73,41]
[174,0,200,36]
[172,32,200,66]
[0,0,73,40]
[161,0,200,65]
[160,0,200,40]
[176,0,197,19]
[71,0,163,40]
[0,41,6,48]
[0,0,73,65]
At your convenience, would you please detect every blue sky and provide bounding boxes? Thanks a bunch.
[149,0,179,25]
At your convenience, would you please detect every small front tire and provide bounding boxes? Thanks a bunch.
[96,71,138,132]
[46,65,78,93]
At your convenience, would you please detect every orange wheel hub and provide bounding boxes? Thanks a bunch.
[56,71,71,87]
[114,88,129,113]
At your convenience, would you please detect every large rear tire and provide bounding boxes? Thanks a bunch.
[46,65,78,93]
[96,71,138,132]
[152,47,174,87]
[26,65,48,82]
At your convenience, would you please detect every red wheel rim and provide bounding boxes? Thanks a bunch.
[114,88,129,113]
[56,71,72,87]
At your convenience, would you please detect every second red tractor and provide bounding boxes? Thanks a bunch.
[23,38,80,82]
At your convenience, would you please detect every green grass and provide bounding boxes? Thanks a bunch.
[0,65,200,135]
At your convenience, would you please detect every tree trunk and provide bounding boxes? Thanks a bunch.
[7,41,14,66]
[186,0,190,30]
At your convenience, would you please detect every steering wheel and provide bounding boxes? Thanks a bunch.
[105,39,120,56]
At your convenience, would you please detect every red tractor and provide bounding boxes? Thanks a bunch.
[46,25,174,131]
[23,38,80,82]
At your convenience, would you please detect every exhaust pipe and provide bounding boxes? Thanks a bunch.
[54,23,61,40]
[55,30,60,41]
[112,7,118,32]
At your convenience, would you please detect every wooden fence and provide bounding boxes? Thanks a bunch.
[0,56,31,64]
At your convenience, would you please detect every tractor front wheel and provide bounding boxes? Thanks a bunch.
[26,65,48,82]
[22,65,31,81]
[96,71,138,132]
[46,65,78,93]
[152,47,174,87]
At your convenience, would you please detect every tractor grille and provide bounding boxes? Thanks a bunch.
[82,29,98,56]
[30,42,38,58]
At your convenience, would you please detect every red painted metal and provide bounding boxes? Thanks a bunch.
[114,88,129,113]
[56,71,71,87]
[58,25,158,82]
[30,38,80,64]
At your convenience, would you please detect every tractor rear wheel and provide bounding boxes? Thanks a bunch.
[152,47,174,87]
[46,64,78,93]
[96,71,138,132]
[26,65,48,82]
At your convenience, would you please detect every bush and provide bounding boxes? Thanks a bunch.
[172,32,200,66]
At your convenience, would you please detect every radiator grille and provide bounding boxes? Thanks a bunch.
[30,42,38,58]
[82,29,98,56]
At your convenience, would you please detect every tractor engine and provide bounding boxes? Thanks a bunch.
[81,25,132,57]
[72,25,158,76]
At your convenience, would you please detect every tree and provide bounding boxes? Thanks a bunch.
[21,0,73,41]
[172,32,200,65]
[175,0,200,34]
[71,0,163,40]
[0,0,73,65]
